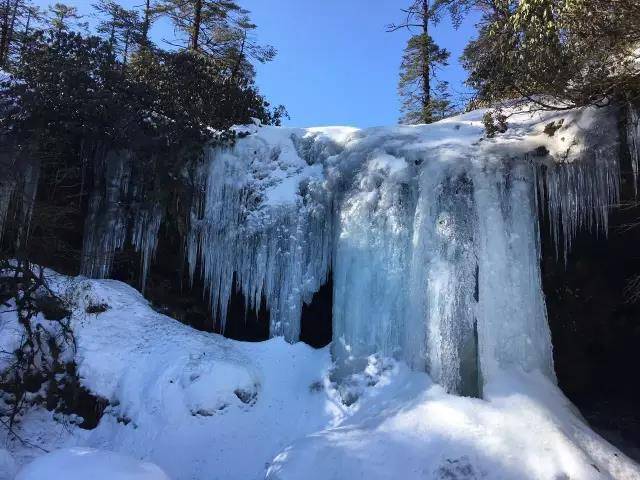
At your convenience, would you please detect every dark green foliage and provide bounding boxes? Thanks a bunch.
[482,110,508,137]
[0,0,42,68]
[399,33,453,124]
[0,0,285,278]
[458,0,640,109]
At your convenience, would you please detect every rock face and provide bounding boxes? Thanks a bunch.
[543,183,640,459]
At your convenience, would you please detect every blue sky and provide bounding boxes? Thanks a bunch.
[33,0,478,127]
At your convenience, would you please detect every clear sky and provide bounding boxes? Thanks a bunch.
[32,0,478,128]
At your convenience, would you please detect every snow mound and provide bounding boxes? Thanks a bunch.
[267,364,640,480]
[15,448,169,480]
[67,279,260,420]
[2,274,639,480]
[17,275,335,480]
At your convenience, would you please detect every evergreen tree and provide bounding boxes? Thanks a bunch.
[139,0,158,48]
[157,0,274,68]
[47,2,84,36]
[94,0,141,65]
[0,0,38,67]
[157,0,240,53]
[390,0,453,124]
[398,32,451,124]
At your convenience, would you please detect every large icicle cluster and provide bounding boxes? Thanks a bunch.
[187,106,623,393]
[80,150,163,291]
[187,131,335,340]
[0,150,39,247]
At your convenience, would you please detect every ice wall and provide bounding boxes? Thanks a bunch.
[0,149,39,247]
[186,106,622,394]
[187,133,333,341]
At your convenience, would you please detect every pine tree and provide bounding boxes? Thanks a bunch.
[47,3,83,36]
[0,0,38,67]
[390,0,453,124]
[398,32,451,124]
[94,0,141,65]
[138,0,156,48]
[157,0,274,68]
[157,0,239,53]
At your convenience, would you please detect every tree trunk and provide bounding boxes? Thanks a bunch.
[4,0,18,63]
[422,0,431,123]
[0,0,14,67]
[141,0,151,47]
[22,7,30,41]
[123,30,130,67]
[191,0,202,51]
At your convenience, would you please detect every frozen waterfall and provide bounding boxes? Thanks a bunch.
[185,106,622,393]
[0,105,627,395]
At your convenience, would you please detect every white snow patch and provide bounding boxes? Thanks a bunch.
[0,449,16,480]
[15,447,169,480]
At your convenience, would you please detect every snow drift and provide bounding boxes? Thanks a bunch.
[1,275,639,479]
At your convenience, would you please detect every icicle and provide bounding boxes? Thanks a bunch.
[406,161,479,395]
[189,142,332,341]
[627,103,640,196]
[131,205,163,292]
[473,159,555,384]
[15,159,40,247]
[0,175,16,242]
[81,151,131,278]
[0,152,40,247]
[331,150,416,375]
[536,149,620,263]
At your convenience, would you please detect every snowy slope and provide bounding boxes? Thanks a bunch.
[2,273,639,480]
[4,277,337,480]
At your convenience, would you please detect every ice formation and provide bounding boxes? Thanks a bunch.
[185,105,623,393]
[0,105,629,394]
[80,151,163,292]
[0,151,39,247]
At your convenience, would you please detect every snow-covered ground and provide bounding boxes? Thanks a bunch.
[1,273,639,480]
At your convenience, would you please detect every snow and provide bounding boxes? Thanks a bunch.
[3,276,337,480]
[0,449,16,480]
[268,367,640,480]
[15,447,169,480]
[1,274,639,480]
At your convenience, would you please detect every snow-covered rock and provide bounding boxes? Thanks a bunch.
[15,448,169,480]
